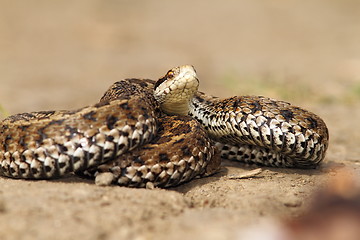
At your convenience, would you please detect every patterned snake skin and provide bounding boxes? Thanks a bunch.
[0,65,329,187]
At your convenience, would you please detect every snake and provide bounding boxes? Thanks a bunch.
[0,65,329,188]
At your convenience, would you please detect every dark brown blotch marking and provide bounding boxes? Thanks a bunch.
[18,125,30,131]
[126,113,137,120]
[58,144,68,153]
[280,109,294,121]
[249,100,262,112]
[118,143,126,151]
[130,138,138,146]
[159,153,170,162]
[19,137,27,148]
[31,167,38,175]
[119,102,130,110]
[47,119,66,126]
[106,135,114,141]
[196,137,206,146]
[120,131,129,137]
[65,125,78,135]
[5,134,12,142]
[270,101,280,107]
[1,124,9,131]
[306,117,318,129]
[59,162,66,169]
[173,138,185,144]
[73,156,80,163]
[88,152,95,160]
[36,127,49,143]
[106,115,118,130]
[83,111,97,121]
[196,96,204,103]
[133,156,145,165]
[181,146,192,156]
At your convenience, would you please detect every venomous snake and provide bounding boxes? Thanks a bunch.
[0,65,329,188]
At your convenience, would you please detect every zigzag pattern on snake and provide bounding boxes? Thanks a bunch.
[0,65,329,188]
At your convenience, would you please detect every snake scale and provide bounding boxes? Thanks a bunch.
[0,65,329,188]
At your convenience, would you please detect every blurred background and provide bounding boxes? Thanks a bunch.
[0,0,359,158]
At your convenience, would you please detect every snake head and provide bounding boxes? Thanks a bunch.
[154,65,199,116]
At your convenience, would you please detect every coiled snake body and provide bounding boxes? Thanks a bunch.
[0,65,329,188]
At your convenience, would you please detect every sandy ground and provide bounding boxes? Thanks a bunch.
[1,1,360,239]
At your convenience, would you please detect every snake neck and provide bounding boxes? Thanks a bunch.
[188,92,231,141]
[160,101,191,116]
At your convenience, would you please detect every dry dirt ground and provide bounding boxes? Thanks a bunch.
[1,1,360,240]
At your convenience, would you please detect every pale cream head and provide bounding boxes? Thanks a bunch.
[154,65,199,115]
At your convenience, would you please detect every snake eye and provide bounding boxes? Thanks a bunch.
[167,71,174,79]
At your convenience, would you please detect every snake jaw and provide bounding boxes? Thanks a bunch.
[154,65,199,116]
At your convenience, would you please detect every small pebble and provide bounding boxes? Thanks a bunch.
[95,172,114,186]
[283,198,302,208]
[146,182,155,190]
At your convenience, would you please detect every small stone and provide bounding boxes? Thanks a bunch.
[146,182,155,190]
[283,198,302,207]
[95,172,114,186]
